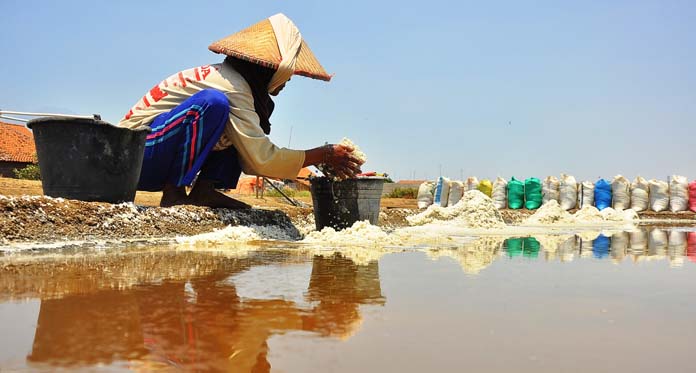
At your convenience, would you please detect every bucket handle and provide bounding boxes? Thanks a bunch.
[0,110,101,123]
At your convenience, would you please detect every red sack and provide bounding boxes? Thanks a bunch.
[689,181,696,212]
[688,232,696,263]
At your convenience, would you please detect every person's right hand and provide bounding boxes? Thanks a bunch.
[323,144,363,179]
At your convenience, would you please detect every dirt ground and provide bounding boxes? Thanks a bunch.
[0,177,417,244]
[2,177,693,246]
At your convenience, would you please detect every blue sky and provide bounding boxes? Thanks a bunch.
[1,0,694,182]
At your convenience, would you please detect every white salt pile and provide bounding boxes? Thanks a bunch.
[303,220,396,246]
[176,224,297,247]
[523,201,575,225]
[522,201,638,226]
[302,221,401,265]
[573,205,605,222]
[406,190,505,228]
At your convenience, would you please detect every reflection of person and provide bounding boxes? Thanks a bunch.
[25,253,384,371]
[118,14,362,208]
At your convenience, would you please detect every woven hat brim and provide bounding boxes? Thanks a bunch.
[209,19,332,82]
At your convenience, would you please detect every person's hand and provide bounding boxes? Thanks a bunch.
[323,144,363,179]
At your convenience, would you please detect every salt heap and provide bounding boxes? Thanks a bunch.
[573,205,605,222]
[303,220,396,246]
[523,200,574,225]
[522,201,638,226]
[406,190,505,228]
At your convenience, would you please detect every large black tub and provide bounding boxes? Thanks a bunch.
[310,177,386,231]
[27,117,149,203]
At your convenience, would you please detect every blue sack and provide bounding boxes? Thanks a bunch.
[594,179,612,211]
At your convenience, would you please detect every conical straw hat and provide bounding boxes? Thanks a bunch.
[209,17,332,82]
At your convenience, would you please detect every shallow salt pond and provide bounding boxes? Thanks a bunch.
[1,225,696,372]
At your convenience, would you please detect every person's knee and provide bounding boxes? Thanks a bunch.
[198,89,229,112]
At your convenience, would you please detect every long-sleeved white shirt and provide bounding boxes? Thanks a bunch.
[118,61,305,180]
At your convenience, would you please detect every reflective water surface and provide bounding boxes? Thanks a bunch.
[1,226,696,372]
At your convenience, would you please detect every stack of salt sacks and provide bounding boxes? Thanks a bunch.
[594,179,612,210]
[477,179,493,197]
[465,177,479,192]
[669,175,688,212]
[525,177,543,210]
[542,176,560,204]
[433,177,451,207]
[578,180,594,208]
[448,180,464,207]
[630,176,649,211]
[417,181,436,209]
[611,175,631,210]
[649,179,669,212]
[507,177,525,209]
[559,174,577,210]
[492,177,507,209]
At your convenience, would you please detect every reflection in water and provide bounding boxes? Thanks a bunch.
[426,237,503,274]
[0,250,384,371]
[689,232,696,263]
[498,227,695,269]
[592,234,610,259]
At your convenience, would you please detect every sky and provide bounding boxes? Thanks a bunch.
[1,0,695,182]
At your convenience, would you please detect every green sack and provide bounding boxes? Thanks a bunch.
[523,237,540,258]
[506,238,524,258]
[507,177,525,209]
[477,179,493,197]
[524,177,543,210]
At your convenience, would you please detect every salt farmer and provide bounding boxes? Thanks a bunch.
[118,14,362,208]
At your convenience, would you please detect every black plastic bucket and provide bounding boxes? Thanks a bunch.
[310,177,386,231]
[27,117,149,203]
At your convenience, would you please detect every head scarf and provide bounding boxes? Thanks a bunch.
[267,13,302,93]
[226,57,275,135]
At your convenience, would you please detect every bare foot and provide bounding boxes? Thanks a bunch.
[160,184,188,207]
[189,180,251,209]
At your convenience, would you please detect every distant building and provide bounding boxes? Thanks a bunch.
[0,121,37,178]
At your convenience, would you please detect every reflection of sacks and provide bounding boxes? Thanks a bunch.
[477,179,493,197]
[559,174,577,210]
[417,181,435,209]
[689,181,696,213]
[649,179,669,212]
[542,176,560,204]
[558,236,578,262]
[668,230,687,257]
[594,179,612,211]
[611,175,631,210]
[611,232,629,261]
[506,238,524,257]
[648,229,668,256]
[465,176,480,191]
[433,177,451,207]
[447,181,464,207]
[427,237,502,274]
[687,232,696,263]
[492,177,507,209]
[630,176,649,212]
[578,181,595,209]
[523,237,540,258]
[629,230,647,255]
[592,234,611,259]
[669,175,688,212]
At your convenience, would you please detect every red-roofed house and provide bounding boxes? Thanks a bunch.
[0,121,37,177]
